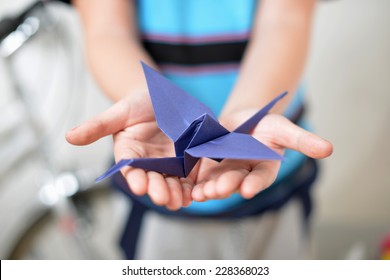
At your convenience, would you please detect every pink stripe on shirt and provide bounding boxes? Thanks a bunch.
[142,32,250,44]
[159,63,240,75]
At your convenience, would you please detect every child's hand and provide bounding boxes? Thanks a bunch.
[66,100,332,209]
[191,111,333,202]
[66,94,193,210]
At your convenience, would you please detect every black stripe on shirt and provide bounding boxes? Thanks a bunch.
[143,41,248,65]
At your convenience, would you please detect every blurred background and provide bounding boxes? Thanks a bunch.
[0,0,389,259]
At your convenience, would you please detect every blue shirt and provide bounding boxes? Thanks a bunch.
[136,0,307,214]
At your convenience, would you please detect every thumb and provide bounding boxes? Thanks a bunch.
[66,100,129,146]
[258,114,333,159]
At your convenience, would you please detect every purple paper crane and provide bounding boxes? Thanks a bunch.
[96,62,287,181]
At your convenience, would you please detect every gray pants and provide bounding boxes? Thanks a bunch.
[136,199,310,259]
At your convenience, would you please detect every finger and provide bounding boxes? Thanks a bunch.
[239,161,280,199]
[180,178,194,207]
[215,168,249,199]
[147,171,170,206]
[192,183,207,202]
[165,177,183,211]
[203,179,218,199]
[123,167,148,196]
[187,158,201,184]
[66,100,129,146]
[259,115,333,159]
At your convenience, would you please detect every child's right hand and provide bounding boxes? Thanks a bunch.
[65,94,193,210]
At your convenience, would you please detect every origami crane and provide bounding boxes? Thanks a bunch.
[96,62,286,182]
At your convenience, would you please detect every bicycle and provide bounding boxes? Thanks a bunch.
[0,0,126,259]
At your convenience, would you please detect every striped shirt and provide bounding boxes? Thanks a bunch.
[136,0,308,214]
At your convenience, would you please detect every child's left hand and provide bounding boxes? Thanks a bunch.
[190,111,333,201]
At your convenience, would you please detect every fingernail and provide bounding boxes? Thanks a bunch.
[70,125,80,131]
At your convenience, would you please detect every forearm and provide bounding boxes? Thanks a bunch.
[221,0,316,118]
[74,0,155,102]
[85,35,155,101]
